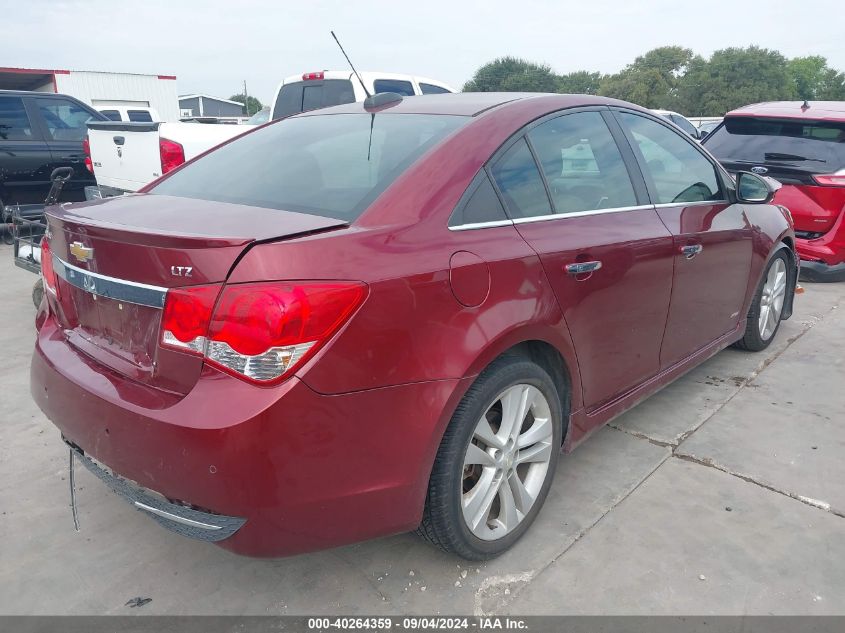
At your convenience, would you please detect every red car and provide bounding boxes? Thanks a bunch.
[32,93,797,560]
[704,101,845,281]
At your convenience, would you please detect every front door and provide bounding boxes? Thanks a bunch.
[614,110,753,368]
[488,109,675,411]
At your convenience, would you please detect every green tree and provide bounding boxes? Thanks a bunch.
[676,46,796,116]
[463,57,559,92]
[557,71,603,95]
[787,56,845,100]
[598,46,694,109]
[229,94,263,116]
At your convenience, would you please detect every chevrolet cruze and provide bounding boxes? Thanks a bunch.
[32,93,797,559]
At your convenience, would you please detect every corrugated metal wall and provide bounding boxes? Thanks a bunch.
[54,71,180,121]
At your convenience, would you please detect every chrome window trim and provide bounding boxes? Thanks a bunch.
[53,256,168,308]
[448,219,515,232]
[653,200,729,209]
[512,204,654,225]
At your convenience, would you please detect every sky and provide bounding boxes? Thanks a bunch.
[4,0,842,105]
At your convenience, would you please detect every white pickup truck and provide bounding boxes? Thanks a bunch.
[86,70,454,197]
[85,120,248,197]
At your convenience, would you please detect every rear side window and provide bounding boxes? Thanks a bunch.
[150,113,468,221]
[449,174,508,227]
[420,83,450,95]
[705,117,845,171]
[100,109,121,121]
[35,97,96,142]
[490,138,552,219]
[0,96,34,140]
[128,110,153,122]
[620,112,722,204]
[373,79,415,96]
[528,111,638,214]
[273,80,356,119]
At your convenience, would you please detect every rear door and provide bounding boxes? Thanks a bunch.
[615,110,752,368]
[490,108,675,411]
[32,96,101,202]
[704,116,845,238]
[0,95,52,205]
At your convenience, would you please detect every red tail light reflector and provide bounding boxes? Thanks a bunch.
[82,136,93,173]
[302,71,325,81]
[159,137,185,175]
[161,282,366,385]
[40,239,59,299]
[812,173,845,187]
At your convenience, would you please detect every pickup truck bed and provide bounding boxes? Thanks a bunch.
[87,121,249,195]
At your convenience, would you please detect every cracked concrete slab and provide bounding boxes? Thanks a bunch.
[612,284,843,447]
[505,457,845,615]
[676,297,845,517]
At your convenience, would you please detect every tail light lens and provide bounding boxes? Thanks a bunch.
[82,136,93,173]
[159,137,185,175]
[812,173,845,187]
[40,239,59,299]
[161,282,366,385]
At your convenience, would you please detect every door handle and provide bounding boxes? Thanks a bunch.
[680,244,703,259]
[565,260,602,275]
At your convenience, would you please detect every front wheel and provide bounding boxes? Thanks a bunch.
[734,251,790,352]
[417,355,562,560]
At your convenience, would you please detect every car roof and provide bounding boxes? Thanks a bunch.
[726,101,845,122]
[281,71,452,88]
[295,92,636,118]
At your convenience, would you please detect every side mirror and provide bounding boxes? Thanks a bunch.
[736,171,779,204]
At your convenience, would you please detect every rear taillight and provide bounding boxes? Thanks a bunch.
[159,137,185,175]
[161,282,366,385]
[812,173,845,187]
[302,71,325,81]
[40,239,59,299]
[82,136,93,173]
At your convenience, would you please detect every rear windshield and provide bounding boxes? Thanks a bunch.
[150,113,468,221]
[705,117,845,171]
[273,79,356,119]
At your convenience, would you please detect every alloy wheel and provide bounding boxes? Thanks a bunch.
[758,258,787,341]
[461,384,554,541]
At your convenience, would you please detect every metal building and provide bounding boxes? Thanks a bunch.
[178,94,245,118]
[0,67,180,121]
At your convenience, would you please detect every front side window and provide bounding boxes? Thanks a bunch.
[490,138,551,219]
[35,98,96,141]
[528,111,637,214]
[0,96,33,140]
[150,113,467,221]
[671,114,697,137]
[373,79,415,96]
[620,112,722,204]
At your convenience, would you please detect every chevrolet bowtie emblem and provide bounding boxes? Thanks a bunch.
[69,241,94,263]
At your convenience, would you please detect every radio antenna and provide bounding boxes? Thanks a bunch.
[330,31,372,99]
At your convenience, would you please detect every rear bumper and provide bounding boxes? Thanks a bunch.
[32,316,464,556]
[798,259,845,283]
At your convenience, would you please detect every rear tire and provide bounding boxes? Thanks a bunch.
[417,354,562,560]
[1,200,14,246]
[734,251,790,352]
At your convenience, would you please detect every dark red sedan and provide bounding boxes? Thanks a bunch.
[32,93,798,560]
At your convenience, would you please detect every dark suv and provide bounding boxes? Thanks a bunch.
[704,101,845,281]
[0,90,105,217]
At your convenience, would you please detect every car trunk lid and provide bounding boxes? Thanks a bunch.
[45,194,347,394]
